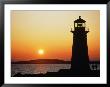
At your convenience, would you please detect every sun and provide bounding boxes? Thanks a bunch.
[38,49,44,55]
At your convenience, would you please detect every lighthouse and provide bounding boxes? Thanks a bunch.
[70,16,90,74]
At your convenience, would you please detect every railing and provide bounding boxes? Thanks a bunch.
[70,27,89,32]
[85,27,89,31]
[89,64,100,71]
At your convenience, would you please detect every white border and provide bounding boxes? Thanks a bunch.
[4,4,107,84]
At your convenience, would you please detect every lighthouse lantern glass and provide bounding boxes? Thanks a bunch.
[75,23,85,28]
[75,23,77,27]
[78,23,83,27]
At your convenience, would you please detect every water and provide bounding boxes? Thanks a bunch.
[11,63,100,76]
[11,64,71,76]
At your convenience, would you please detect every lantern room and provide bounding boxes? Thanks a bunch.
[74,16,86,30]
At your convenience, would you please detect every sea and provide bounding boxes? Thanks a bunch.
[11,64,71,76]
[11,63,100,76]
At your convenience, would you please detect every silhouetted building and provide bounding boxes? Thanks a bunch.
[70,16,90,74]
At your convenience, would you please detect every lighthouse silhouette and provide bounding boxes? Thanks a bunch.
[70,16,90,74]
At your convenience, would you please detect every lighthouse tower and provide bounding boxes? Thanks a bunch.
[70,16,90,74]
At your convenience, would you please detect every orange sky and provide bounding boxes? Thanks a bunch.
[11,10,100,61]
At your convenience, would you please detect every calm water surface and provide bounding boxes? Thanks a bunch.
[11,63,99,76]
[11,64,71,76]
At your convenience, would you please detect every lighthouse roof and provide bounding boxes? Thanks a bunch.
[74,16,86,23]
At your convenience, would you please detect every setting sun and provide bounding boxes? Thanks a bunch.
[38,49,44,55]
